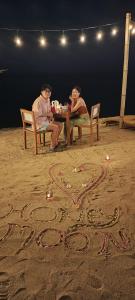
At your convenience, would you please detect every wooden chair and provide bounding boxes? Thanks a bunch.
[20,109,51,154]
[71,103,101,145]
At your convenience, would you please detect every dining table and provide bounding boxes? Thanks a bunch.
[53,109,71,145]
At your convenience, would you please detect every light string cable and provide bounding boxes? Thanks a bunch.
[0,20,122,33]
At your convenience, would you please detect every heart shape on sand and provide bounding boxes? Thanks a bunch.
[49,163,107,207]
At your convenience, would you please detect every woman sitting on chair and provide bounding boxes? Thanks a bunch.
[64,86,89,142]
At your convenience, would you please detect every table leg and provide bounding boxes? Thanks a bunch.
[66,112,70,145]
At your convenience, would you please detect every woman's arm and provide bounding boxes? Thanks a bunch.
[71,98,83,113]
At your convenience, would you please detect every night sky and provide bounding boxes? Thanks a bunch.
[0,0,135,128]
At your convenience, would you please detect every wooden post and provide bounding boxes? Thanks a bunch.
[120,12,131,128]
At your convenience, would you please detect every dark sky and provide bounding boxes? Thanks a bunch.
[0,0,135,74]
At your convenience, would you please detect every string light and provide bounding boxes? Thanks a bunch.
[131,27,135,35]
[14,35,23,47]
[96,31,103,41]
[39,33,47,47]
[79,32,86,43]
[111,27,118,36]
[129,24,133,30]
[0,20,122,46]
[60,32,67,46]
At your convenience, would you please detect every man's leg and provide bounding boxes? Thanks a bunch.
[53,122,63,139]
[46,123,59,149]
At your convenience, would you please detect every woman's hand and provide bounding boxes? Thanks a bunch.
[69,95,73,102]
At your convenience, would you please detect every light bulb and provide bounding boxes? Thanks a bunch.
[39,36,47,47]
[131,27,135,35]
[96,31,103,41]
[129,24,133,30]
[15,36,22,47]
[80,34,86,43]
[60,35,67,46]
[111,28,118,36]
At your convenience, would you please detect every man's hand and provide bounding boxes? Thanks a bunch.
[47,112,53,118]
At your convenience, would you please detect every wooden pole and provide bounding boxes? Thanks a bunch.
[119,12,131,128]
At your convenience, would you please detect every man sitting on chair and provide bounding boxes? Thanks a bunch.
[32,84,63,152]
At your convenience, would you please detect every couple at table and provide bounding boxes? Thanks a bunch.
[32,83,89,152]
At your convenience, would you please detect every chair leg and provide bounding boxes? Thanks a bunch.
[40,134,42,144]
[43,133,45,146]
[37,134,41,144]
[34,133,38,155]
[24,130,27,149]
[97,123,99,141]
[70,128,73,144]
[90,125,93,145]
[78,126,82,140]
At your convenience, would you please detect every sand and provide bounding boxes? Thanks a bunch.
[0,122,135,299]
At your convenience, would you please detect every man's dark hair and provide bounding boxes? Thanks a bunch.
[72,86,81,94]
[41,84,52,92]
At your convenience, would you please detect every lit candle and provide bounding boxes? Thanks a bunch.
[82,183,87,188]
[46,190,53,200]
[66,183,72,189]
[73,167,81,173]
[105,155,110,161]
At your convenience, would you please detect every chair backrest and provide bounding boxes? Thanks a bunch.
[91,103,100,119]
[20,109,36,130]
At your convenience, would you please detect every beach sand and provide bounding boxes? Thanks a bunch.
[0,122,135,299]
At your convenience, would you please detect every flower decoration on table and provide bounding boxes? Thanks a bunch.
[51,100,61,113]
[62,103,68,112]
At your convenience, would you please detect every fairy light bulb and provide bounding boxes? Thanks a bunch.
[111,27,118,36]
[131,27,135,35]
[80,33,86,43]
[129,24,133,30]
[60,32,67,46]
[39,31,47,47]
[14,36,22,47]
[39,36,47,47]
[96,31,103,41]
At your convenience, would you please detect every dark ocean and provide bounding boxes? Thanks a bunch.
[0,69,134,129]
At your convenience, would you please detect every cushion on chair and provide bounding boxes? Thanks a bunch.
[26,126,46,132]
[24,112,33,122]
